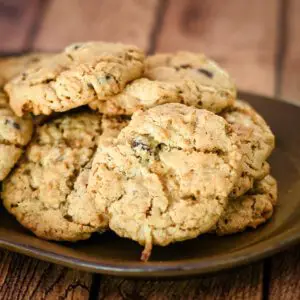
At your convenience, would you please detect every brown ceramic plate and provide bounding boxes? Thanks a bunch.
[0,92,300,278]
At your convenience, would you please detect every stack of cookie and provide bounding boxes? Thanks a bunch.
[0,42,276,261]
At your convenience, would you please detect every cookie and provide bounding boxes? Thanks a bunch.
[5,42,145,116]
[215,174,277,235]
[232,161,270,198]
[2,111,128,241]
[88,103,243,260]
[222,100,275,197]
[0,53,54,87]
[0,92,33,181]
[89,51,236,115]
[89,78,182,116]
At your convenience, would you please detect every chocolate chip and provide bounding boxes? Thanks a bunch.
[132,139,150,152]
[145,207,151,217]
[121,115,132,121]
[67,54,74,61]
[157,143,166,151]
[87,83,93,89]
[43,79,53,84]
[64,214,73,222]
[13,122,20,129]
[23,169,31,175]
[72,44,82,50]
[203,148,224,155]
[5,119,21,130]
[180,64,192,69]
[97,75,112,84]
[197,68,213,78]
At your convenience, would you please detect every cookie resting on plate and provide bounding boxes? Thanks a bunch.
[87,103,243,260]
[214,174,277,235]
[221,100,275,197]
[2,110,129,241]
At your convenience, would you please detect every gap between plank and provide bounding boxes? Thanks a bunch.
[89,274,101,300]
[274,0,289,97]
[263,257,272,300]
[147,0,168,55]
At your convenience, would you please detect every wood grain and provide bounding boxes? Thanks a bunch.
[0,250,93,300]
[280,0,300,104]
[97,264,263,300]
[268,246,300,300]
[267,1,300,298]
[0,0,41,52]
[155,0,279,95]
[33,0,159,51]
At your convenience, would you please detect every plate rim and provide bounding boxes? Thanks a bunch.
[1,226,300,278]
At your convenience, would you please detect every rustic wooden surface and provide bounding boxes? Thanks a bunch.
[0,0,299,299]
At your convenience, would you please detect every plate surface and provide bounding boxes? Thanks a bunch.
[1,92,300,278]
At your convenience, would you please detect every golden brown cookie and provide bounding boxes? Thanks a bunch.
[0,91,33,180]
[222,100,275,197]
[88,103,243,260]
[5,42,145,116]
[2,111,128,241]
[89,51,236,115]
[0,53,54,87]
[215,175,277,235]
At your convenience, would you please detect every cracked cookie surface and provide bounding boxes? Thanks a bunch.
[0,92,33,180]
[5,42,145,116]
[88,103,243,260]
[222,100,275,197]
[2,111,128,241]
[215,174,277,235]
[0,53,54,87]
[89,51,236,115]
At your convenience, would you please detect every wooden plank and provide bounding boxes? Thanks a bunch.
[155,0,279,96]
[267,1,300,298]
[0,0,40,52]
[33,0,159,51]
[97,264,263,300]
[268,246,300,300]
[280,0,300,104]
[0,250,93,300]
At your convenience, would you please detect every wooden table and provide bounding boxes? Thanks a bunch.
[0,0,299,299]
